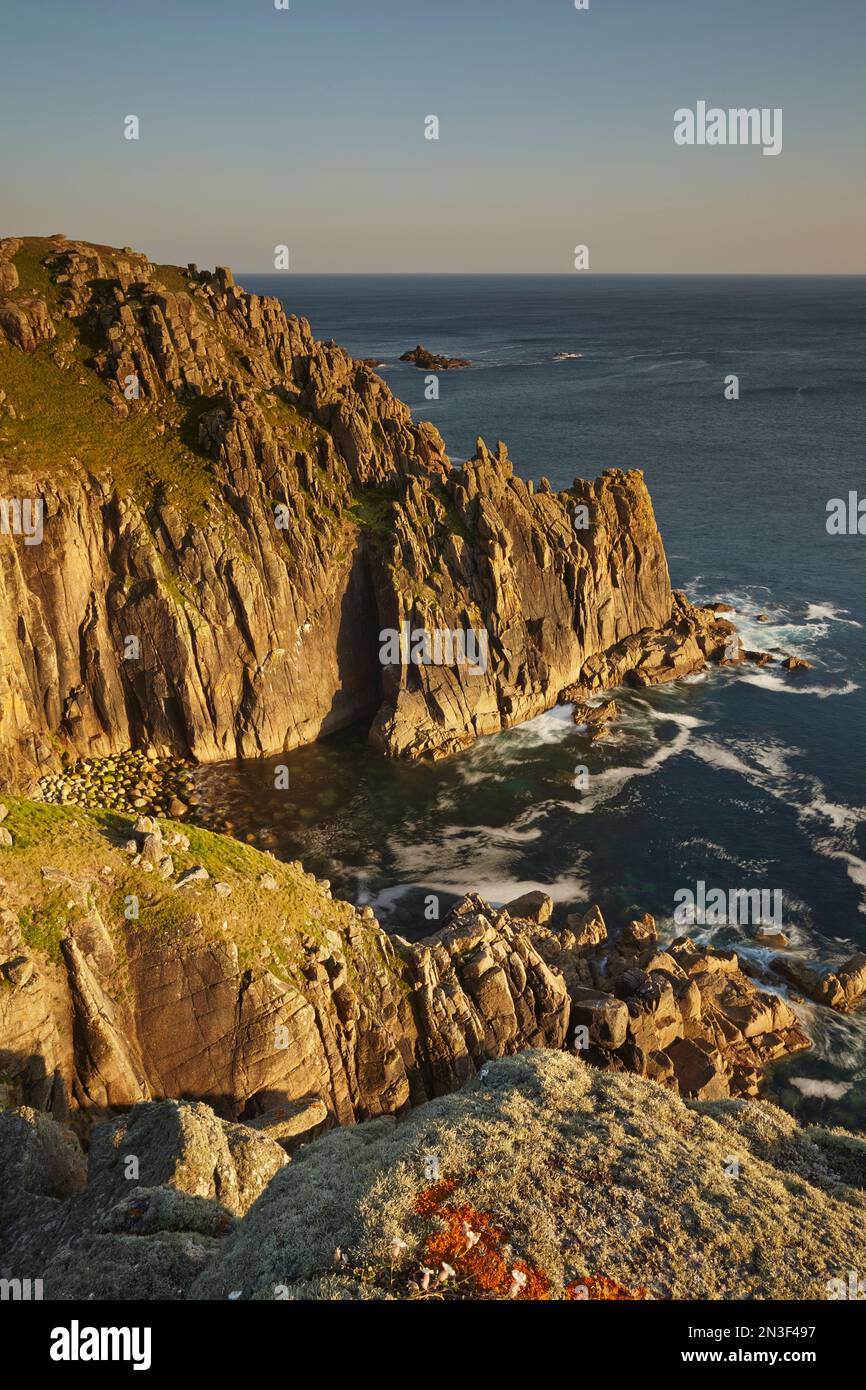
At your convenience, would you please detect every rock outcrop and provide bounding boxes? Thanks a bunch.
[399,344,471,369]
[0,235,734,789]
[771,952,866,1013]
[0,1097,287,1300]
[0,803,569,1129]
[4,1052,864,1301]
[526,909,814,1100]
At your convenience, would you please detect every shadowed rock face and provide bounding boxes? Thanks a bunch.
[0,235,734,788]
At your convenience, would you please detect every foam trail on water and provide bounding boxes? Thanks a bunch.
[738,671,858,698]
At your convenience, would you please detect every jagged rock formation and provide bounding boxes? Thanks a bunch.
[399,344,471,369]
[0,803,568,1129]
[3,1053,864,1301]
[0,234,735,789]
[5,800,859,1138]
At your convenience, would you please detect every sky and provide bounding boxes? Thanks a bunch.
[1,0,865,273]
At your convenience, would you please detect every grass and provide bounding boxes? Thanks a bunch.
[349,486,397,534]
[0,333,221,519]
[0,794,382,986]
[259,390,327,454]
[0,239,358,533]
[18,894,71,965]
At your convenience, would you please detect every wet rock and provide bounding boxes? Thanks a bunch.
[772,952,866,1013]
[572,699,620,742]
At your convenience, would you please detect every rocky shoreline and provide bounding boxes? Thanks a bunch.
[35,751,197,820]
[1,795,866,1301]
[2,797,864,1131]
[2,234,864,1304]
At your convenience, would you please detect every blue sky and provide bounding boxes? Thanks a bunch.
[2,0,864,271]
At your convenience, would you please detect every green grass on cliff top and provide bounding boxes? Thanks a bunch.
[0,331,219,520]
[1,238,415,545]
[0,795,361,982]
[0,241,318,519]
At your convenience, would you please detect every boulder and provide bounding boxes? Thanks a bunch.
[504,890,553,925]
[570,988,629,1050]
[666,1037,729,1100]
[0,1106,86,1198]
[563,903,607,949]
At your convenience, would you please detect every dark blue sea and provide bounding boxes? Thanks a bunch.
[199,275,866,1127]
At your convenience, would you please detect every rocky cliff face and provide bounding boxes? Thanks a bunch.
[0,801,569,1132]
[5,798,857,1141]
[0,234,734,789]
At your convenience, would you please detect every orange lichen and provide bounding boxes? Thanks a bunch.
[414,1180,549,1299]
[566,1275,651,1301]
[411,1174,650,1301]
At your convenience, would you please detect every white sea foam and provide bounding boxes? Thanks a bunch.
[690,735,866,918]
[813,845,866,913]
[369,873,589,919]
[737,670,858,698]
[789,1077,852,1100]
[567,710,704,814]
[805,603,862,627]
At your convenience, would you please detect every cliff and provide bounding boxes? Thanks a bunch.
[5,796,860,1137]
[0,234,734,788]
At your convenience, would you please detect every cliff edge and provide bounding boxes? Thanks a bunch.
[0,234,735,787]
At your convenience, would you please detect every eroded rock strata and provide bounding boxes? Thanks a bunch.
[0,234,735,789]
[3,801,865,1300]
[4,800,861,1141]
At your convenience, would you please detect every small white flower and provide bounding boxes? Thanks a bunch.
[438,1262,456,1282]
[509,1268,527,1298]
[390,1238,408,1259]
[228,1290,242,1300]
[419,1267,434,1292]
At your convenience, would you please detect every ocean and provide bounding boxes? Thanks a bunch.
[197,274,866,1128]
